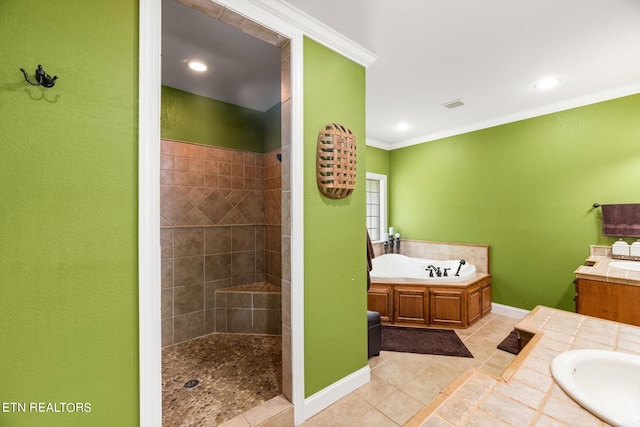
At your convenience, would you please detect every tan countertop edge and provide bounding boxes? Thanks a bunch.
[574,255,640,287]
[403,307,545,427]
[372,273,490,288]
[402,306,559,427]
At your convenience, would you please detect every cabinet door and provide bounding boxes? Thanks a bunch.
[430,289,464,326]
[368,285,393,322]
[576,278,640,326]
[481,282,492,316]
[395,287,429,325]
[467,287,481,325]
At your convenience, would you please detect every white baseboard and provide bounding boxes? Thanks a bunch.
[491,302,530,319]
[303,365,370,421]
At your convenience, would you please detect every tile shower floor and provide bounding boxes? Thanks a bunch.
[162,333,281,426]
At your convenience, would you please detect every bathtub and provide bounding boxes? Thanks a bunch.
[371,253,476,283]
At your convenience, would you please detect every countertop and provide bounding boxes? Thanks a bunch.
[371,273,490,288]
[575,255,640,287]
[405,305,640,426]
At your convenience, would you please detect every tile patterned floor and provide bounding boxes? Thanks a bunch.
[162,333,282,426]
[301,313,520,426]
[162,313,519,427]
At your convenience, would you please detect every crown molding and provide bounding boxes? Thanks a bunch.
[251,0,377,68]
[390,83,640,150]
[365,137,393,151]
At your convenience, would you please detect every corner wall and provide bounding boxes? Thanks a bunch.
[390,94,640,311]
[303,37,368,397]
[0,1,138,426]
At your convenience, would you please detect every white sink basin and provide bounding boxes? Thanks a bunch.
[609,261,640,272]
[551,350,640,427]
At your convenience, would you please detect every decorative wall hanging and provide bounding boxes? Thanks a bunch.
[316,123,357,199]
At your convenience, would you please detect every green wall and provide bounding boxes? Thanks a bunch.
[0,1,138,426]
[303,37,368,397]
[161,85,268,152]
[390,94,640,311]
[366,145,390,176]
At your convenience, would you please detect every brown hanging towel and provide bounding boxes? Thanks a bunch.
[601,203,640,237]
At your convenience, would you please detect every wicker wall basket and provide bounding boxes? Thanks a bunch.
[316,123,357,199]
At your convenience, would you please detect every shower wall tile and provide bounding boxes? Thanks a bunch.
[160,140,284,346]
[174,284,204,315]
[232,226,256,252]
[161,259,173,289]
[253,310,281,335]
[174,311,204,344]
[161,229,174,259]
[227,309,252,333]
[204,227,231,254]
[204,253,232,282]
[173,256,204,286]
[161,318,173,348]
[161,289,173,319]
[174,228,204,257]
[204,309,216,335]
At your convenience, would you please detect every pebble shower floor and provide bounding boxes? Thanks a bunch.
[162,333,282,426]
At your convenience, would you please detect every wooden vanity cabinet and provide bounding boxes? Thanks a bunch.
[575,278,640,326]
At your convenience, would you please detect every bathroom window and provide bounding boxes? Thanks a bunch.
[366,172,387,242]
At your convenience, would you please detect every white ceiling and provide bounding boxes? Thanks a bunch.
[162,0,281,112]
[163,0,640,149]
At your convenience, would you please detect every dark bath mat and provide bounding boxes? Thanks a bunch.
[497,329,520,355]
[381,326,473,358]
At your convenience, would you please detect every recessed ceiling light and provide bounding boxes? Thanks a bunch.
[185,59,208,72]
[397,122,410,131]
[534,77,560,90]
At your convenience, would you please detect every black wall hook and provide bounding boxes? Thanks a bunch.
[20,65,58,88]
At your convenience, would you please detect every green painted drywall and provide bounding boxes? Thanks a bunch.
[390,94,640,311]
[162,85,267,152]
[0,1,138,426]
[366,145,390,176]
[303,37,367,397]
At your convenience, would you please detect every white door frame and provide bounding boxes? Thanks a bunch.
[138,1,375,425]
[138,1,305,425]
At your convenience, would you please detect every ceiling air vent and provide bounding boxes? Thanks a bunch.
[442,99,465,109]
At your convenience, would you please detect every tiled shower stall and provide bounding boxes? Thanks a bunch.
[160,140,282,346]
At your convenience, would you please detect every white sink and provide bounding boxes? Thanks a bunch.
[551,350,640,427]
[609,261,640,272]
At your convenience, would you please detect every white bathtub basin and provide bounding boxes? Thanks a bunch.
[370,254,476,283]
[551,350,640,427]
[610,260,640,272]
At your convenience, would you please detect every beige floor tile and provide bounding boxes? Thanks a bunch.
[300,411,340,427]
[376,389,426,425]
[400,372,446,405]
[349,408,399,427]
[372,358,429,388]
[307,314,520,427]
[354,374,397,406]
[321,392,372,426]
